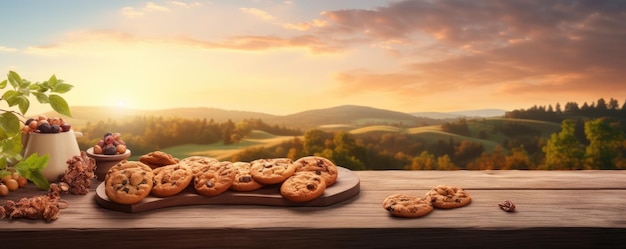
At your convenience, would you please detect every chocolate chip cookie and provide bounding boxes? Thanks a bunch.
[192,160,236,197]
[427,185,472,209]
[280,171,327,202]
[382,193,434,218]
[150,163,194,197]
[139,151,179,169]
[104,161,154,204]
[230,162,264,192]
[249,158,296,185]
[180,156,219,174]
[294,156,339,187]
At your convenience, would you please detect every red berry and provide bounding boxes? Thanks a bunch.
[60,122,71,132]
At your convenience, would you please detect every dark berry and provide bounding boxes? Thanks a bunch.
[38,123,52,133]
[103,132,113,138]
[103,145,117,155]
[25,118,35,125]
[50,124,61,133]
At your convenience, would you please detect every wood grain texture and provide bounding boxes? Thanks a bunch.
[3,170,626,248]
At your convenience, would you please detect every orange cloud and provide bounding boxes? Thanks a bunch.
[321,0,626,103]
[178,35,343,53]
[283,19,328,31]
[239,8,275,21]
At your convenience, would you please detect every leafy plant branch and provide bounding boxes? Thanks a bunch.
[1,71,73,190]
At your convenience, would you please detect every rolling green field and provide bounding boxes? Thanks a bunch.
[141,118,562,161]
[129,130,300,161]
[347,118,560,153]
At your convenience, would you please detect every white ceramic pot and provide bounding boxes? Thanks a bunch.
[22,130,82,182]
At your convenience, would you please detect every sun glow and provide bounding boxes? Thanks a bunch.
[116,100,127,108]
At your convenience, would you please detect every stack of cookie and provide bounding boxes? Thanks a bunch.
[103,151,340,205]
[278,156,338,202]
[382,184,472,218]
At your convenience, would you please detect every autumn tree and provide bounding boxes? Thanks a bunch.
[436,155,458,170]
[467,145,506,170]
[322,131,366,170]
[302,129,333,155]
[408,151,436,170]
[221,119,236,145]
[542,119,586,169]
[584,118,624,169]
[504,145,533,170]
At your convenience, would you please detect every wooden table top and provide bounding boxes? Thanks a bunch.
[3,170,626,249]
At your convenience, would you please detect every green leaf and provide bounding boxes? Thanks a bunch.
[52,83,73,93]
[18,85,31,96]
[0,79,6,89]
[0,132,24,156]
[47,74,58,88]
[7,71,22,88]
[49,94,72,117]
[18,96,30,114]
[2,89,19,106]
[0,112,22,135]
[14,153,50,190]
[33,92,50,103]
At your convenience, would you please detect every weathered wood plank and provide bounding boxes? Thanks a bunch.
[3,170,626,248]
[357,170,626,190]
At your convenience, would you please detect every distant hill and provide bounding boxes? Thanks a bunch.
[411,109,507,119]
[41,105,442,130]
[41,106,278,128]
[269,105,441,129]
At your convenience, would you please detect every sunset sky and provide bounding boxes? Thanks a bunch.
[1,0,625,116]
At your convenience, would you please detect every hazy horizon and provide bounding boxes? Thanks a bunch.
[2,1,625,116]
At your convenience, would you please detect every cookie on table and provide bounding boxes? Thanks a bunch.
[249,158,296,185]
[150,163,194,197]
[180,156,219,174]
[230,162,264,192]
[426,185,472,209]
[139,151,180,169]
[192,161,236,197]
[382,193,434,218]
[104,161,154,204]
[294,156,339,187]
[280,171,327,202]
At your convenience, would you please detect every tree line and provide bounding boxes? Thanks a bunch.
[76,98,626,170]
[505,97,626,122]
[77,116,300,156]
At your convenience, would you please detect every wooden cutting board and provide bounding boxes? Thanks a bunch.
[95,166,360,213]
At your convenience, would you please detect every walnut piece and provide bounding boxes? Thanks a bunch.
[498,200,516,212]
[59,151,97,195]
[0,184,65,221]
